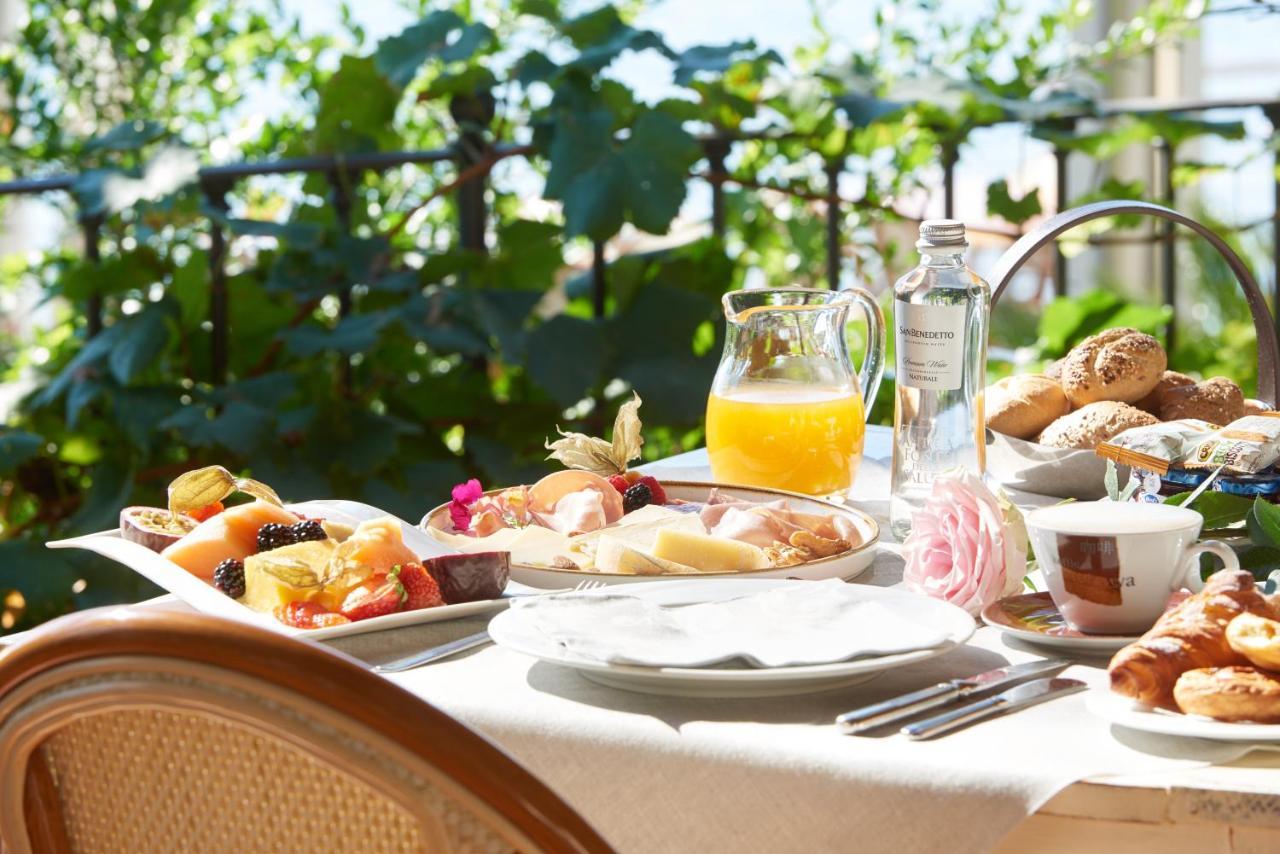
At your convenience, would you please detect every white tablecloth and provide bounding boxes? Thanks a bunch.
[322,429,1275,854]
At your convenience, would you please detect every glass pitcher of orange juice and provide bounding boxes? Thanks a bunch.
[706,288,885,497]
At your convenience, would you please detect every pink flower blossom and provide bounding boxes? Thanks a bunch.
[449,478,484,531]
[902,471,1026,616]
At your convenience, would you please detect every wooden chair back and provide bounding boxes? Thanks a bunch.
[0,609,614,854]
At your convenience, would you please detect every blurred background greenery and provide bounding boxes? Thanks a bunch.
[0,0,1276,631]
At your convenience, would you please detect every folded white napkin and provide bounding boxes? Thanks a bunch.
[510,579,950,668]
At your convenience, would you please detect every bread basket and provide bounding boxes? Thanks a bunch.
[986,200,1280,499]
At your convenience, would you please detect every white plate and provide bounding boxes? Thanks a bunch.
[48,500,521,641]
[488,579,974,697]
[424,481,880,589]
[1086,690,1280,742]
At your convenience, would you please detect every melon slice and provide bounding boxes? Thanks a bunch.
[161,500,298,579]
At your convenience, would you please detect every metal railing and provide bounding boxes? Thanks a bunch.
[1,92,1278,382]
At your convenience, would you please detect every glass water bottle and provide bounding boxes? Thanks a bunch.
[889,219,990,540]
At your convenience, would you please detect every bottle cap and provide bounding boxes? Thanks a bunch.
[917,219,968,250]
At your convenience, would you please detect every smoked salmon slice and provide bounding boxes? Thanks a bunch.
[343,516,418,571]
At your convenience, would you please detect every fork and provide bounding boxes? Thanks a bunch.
[372,579,607,674]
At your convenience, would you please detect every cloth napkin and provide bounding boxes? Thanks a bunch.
[508,579,950,668]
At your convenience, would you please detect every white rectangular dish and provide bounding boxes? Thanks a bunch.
[47,499,524,641]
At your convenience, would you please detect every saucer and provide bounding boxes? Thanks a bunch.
[981,592,1140,653]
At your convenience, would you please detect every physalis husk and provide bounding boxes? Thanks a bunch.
[168,465,283,519]
[544,393,644,476]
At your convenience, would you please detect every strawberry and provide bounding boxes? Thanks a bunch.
[186,501,224,523]
[636,475,667,505]
[275,601,350,630]
[340,577,406,621]
[607,474,630,495]
[391,563,445,610]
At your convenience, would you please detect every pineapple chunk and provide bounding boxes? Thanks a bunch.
[241,540,335,613]
[651,529,769,572]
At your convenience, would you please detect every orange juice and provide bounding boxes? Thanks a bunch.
[706,383,866,496]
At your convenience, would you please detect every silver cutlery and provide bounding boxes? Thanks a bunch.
[901,677,1087,740]
[373,579,606,674]
[836,658,1068,734]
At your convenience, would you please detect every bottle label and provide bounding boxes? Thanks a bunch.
[894,300,968,390]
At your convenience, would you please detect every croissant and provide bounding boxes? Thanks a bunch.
[1108,569,1277,709]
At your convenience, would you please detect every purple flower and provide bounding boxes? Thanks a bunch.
[449,478,484,531]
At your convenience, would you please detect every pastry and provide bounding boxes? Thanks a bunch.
[1226,612,1280,671]
[1244,398,1273,416]
[1036,401,1158,451]
[1159,377,1245,425]
[1173,666,1280,723]
[1060,327,1167,407]
[985,375,1070,440]
[1109,569,1276,709]
[1135,370,1195,415]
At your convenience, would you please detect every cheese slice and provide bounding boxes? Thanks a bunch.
[651,528,769,572]
[572,512,704,554]
[595,536,701,575]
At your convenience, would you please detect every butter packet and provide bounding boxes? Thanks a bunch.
[1184,412,1280,473]
[1096,419,1219,475]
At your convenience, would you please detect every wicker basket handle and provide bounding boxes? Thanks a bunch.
[988,199,1279,407]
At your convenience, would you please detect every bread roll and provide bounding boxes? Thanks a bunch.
[1060,327,1167,407]
[1036,401,1158,450]
[1043,358,1064,381]
[985,375,1070,440]
[1244,398,1273,416]
[1136,370,1195,415]
[1159,377,1245,425]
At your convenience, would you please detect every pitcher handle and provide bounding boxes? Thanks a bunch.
[846,287,885,422]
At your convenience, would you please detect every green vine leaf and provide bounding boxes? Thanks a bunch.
[986,179,1042,225]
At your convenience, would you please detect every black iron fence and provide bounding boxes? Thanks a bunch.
[2,92,1278,383]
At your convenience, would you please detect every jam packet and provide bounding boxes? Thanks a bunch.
[1184,412,1280,473]
[1095,419,1218,475]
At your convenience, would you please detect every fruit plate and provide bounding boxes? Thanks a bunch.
[47,500,526,641]
[1086,690,1280,742]
[421,481,880,589]
[488,579,973,697]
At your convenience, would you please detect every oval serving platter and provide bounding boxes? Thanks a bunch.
[421,480,880,589]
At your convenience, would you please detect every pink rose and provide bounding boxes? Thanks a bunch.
[449,478,484,531]
[902,471,1026,616]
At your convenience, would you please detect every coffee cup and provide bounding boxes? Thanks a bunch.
[1025,501,1239,635]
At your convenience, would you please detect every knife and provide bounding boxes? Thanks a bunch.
[901,677,1087,740]
[836,658,1068,734]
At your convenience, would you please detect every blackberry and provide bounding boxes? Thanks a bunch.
[212,559,246,599]
[256,522,297,552]
[291,519,327,543]
[622,482,652,514]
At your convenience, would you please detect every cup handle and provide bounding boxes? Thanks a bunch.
[846,287,885,423]
[1176,540,1239,593]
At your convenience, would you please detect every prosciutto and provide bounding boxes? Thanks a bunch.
[701,489,861,549]
[533,489,609,536]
